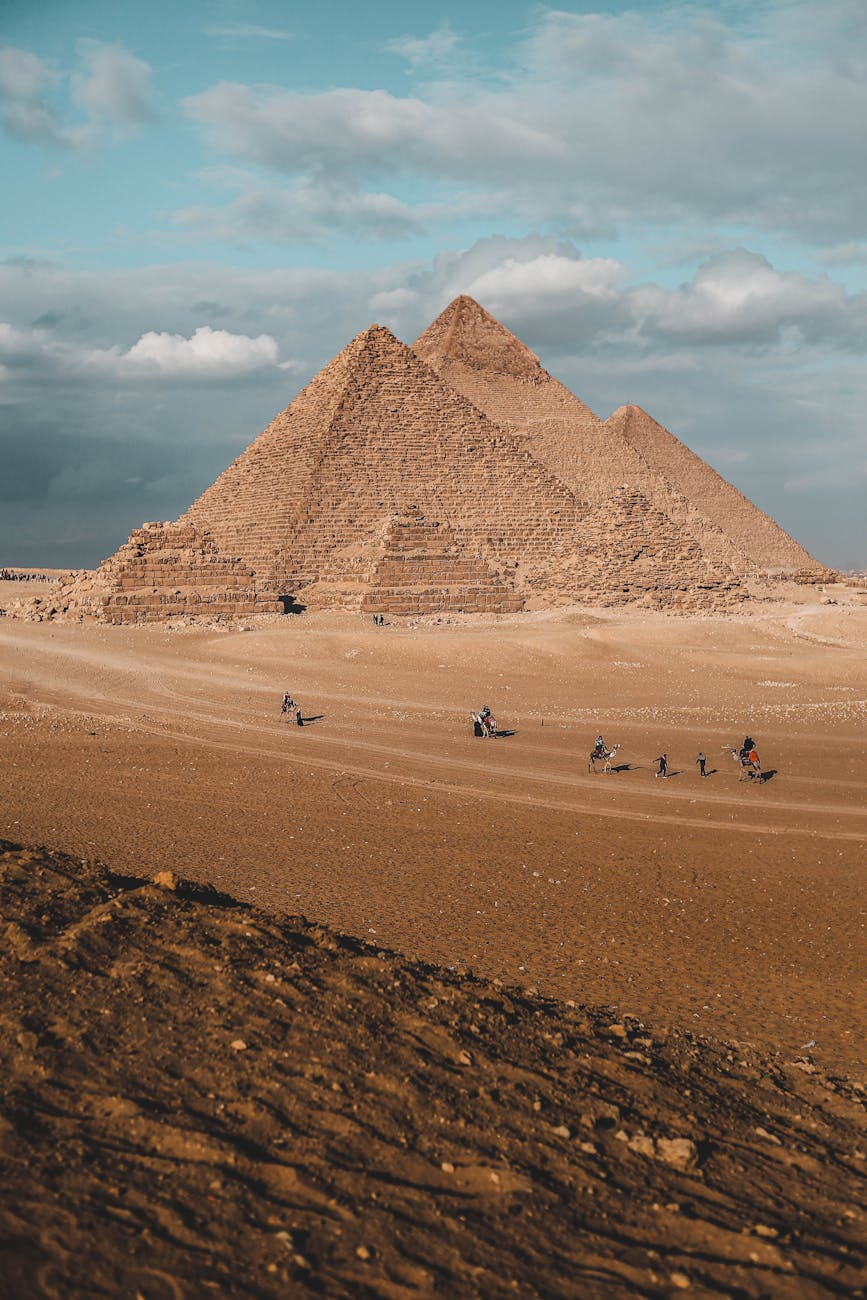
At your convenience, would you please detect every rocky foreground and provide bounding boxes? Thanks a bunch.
[1,843,864,1299]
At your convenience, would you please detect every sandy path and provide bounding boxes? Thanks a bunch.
[0,603,865,1073]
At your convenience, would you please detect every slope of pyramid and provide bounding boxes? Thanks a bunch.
[182,324,590,603]
[414,297,819,576]
[557,487,745,610]
[606,405,819,574]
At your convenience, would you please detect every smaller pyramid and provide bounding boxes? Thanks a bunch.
[606,405,818,574]
[54,522,280,624]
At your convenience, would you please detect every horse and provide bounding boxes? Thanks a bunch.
[589,743,620,774]
[723,744,761,781]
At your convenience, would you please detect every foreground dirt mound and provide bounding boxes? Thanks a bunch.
[1,843,864,1299]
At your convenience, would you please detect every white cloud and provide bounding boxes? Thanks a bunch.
[631,251,851,344]
[107,325,278,377]
[204,22,292,41]
[386,26,461,70]
[0,321,280,381]
[71,41,156,130]
[180,2,867,247]
[0,46,72,147]
[176,175,424,244]
[466,255,624,312]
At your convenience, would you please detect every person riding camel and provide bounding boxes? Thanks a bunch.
[594,735,606,756]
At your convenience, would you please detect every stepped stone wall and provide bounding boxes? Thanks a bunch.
[184,325,590,600]
[549,487,747,610]
[55,523,280,624]
[360,510,523,616]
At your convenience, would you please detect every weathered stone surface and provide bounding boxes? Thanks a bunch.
[414,295,822,579]
[56,522,280,624]
[54,297,828,623]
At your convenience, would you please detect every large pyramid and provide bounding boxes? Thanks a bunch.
[414,296,820,576]
[58,298,829,624]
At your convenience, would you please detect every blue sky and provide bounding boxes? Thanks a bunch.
[1,0,865,568]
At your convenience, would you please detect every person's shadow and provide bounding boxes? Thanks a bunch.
[758,769,777,783]
[494,728,517,738]
[300,714,325,725]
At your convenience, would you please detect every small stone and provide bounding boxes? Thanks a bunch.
[754,1126,782,1145]
[356,1245,371,1261]
[152,870,178,891]
[552,1125,571,1139]
[628,1134,656,1159]
[753,1224,778,1238]
[608,1023,627,1039]
[457,1049,472,1066]
[670,1272,691,1289]
[230,1039,247,1051]
[656,1138,699,1171]
[441,1161,455,1173]
[578,1141,597,1155]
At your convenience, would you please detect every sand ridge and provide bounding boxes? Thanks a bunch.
[1,843,864,1299]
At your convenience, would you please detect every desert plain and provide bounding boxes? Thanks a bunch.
[1,578,866,1299]
[2,579,865,1073]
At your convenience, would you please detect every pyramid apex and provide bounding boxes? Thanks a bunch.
[414,296,545,381]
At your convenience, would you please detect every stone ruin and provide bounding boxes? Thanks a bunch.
[48,297,828,624]
[49,523,280,624]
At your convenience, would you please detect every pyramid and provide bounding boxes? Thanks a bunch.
[605,404,818,573]
[52,522,280,624]
[58,306,784,624]
[180,324,594,610]
[414,296,820,577]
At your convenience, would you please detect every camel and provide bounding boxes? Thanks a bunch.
[723,745,761,781]
[589,743,620,774]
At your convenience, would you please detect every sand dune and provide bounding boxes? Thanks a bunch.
[1,843,864,1298]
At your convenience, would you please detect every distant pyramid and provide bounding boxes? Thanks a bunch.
[415,296,820,576]
[57,309,770,623]
[605,405,818,573]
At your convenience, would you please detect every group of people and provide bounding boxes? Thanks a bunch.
[371,614,387,627]
[594,734,760,781]
[0,568,47,581]
[280,692,304,727]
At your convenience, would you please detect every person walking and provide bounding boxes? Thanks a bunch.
[654,753,668,779]
[696,751,707,778]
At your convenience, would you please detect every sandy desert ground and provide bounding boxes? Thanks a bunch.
[2,843,864,1298]
[1,582,865,1077]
